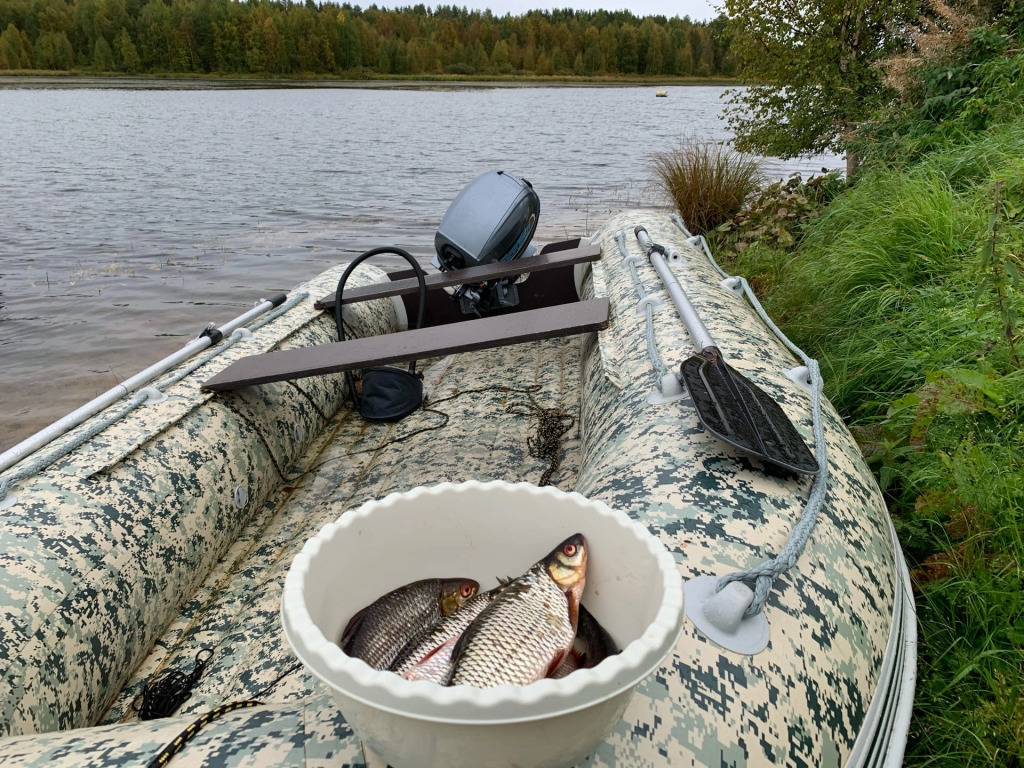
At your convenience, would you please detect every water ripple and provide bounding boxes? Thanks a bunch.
[0,85,840,450]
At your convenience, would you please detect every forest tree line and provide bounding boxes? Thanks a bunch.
[0,0,736,78]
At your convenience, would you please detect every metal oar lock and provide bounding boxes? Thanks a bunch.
[634,226,820,654]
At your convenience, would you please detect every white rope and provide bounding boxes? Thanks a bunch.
[670,214,829,616]
[614,230,673,387]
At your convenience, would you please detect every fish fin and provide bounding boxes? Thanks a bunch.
[545,650,568,679]
[340,608,367,651]
[440,668,454,686]
[448,622,471,667]
[404,636,459,682]
[418,635,459,665]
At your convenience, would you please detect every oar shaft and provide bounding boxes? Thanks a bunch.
[0,294,287,475]
[635,227,715,351]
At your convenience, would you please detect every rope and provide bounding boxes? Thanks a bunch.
[145,700,262,768]
[717,358,827,616]
[342,407,451,457]
[505,388,575,486]
[287,384,572,488]
[144,660,304,768]
[0,292,308,501]
[132,649,214,721]
[669,214,830,616]
[614,231,673,388]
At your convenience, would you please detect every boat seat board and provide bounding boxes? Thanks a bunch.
[313,242,601,310]
[201,298,610,391]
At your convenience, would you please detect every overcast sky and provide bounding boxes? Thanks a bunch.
[382,0,722,22]
[487,0,720,19]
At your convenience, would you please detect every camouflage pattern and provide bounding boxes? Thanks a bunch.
[0,696,356,767]
[0,265,395,738]
[575,212,906,767]
[0,211,909,767]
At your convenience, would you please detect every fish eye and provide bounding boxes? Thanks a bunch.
[563,544,577,557]
[460,584,474,598]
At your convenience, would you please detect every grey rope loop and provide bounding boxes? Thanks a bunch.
[0,292,309,500]
[717,358,828,615]
[614,230,672,386]
[669,214,830,617]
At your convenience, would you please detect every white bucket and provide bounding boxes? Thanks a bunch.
[281,481,684,768]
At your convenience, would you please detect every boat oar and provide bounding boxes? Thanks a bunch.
[634,226,817,475]
[0,293,290,477]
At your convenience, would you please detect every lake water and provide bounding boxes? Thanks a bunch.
[0,84,840,452]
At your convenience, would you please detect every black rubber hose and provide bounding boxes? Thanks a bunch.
[333,247,428,409]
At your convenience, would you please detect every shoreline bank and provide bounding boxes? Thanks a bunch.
[0,73,738,90]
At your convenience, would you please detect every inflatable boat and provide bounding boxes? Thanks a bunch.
[0,206,915,767]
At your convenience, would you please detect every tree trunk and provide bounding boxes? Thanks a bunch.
[846,149,860,178]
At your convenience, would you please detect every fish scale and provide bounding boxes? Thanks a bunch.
[340,578,477,671]
[447,564,574,688]
[391,589,498,680]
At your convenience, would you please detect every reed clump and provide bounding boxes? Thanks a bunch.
[651,140,763,235]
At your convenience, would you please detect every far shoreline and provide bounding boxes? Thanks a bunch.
[0,72,739,90]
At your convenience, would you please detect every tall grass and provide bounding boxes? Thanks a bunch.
[768,170,984,418]
[680,75,1024,763]
[651,139,763,234]
[772,137,1024,765]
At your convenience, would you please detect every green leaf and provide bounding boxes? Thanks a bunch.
[879,464,894,491]
[887,392,922,419]
[974,281,990,306]
[1005,259,1021,288]
[943,368,1007,406]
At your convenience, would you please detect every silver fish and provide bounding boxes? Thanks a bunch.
[402,635,459,683]
[391,587,501,682]
[446,533,587,687]
[549,603,618,679]
[340,577,479,670]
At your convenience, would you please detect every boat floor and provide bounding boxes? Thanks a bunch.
[101,335,584,732]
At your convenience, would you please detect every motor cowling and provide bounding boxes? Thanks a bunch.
[433,170,540,315]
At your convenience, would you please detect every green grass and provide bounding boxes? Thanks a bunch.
[768,170,985,417]
[692,44,1024,762]
[778,169,1024,765]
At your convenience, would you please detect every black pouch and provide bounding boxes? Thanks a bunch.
[358,366,423,422]
[334,247,428,423]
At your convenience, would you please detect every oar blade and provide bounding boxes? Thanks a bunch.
[680,355,818,476]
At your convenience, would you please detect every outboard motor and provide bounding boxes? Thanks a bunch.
[432,170,540,316]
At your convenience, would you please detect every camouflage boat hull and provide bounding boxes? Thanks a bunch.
[0,211,914,767]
